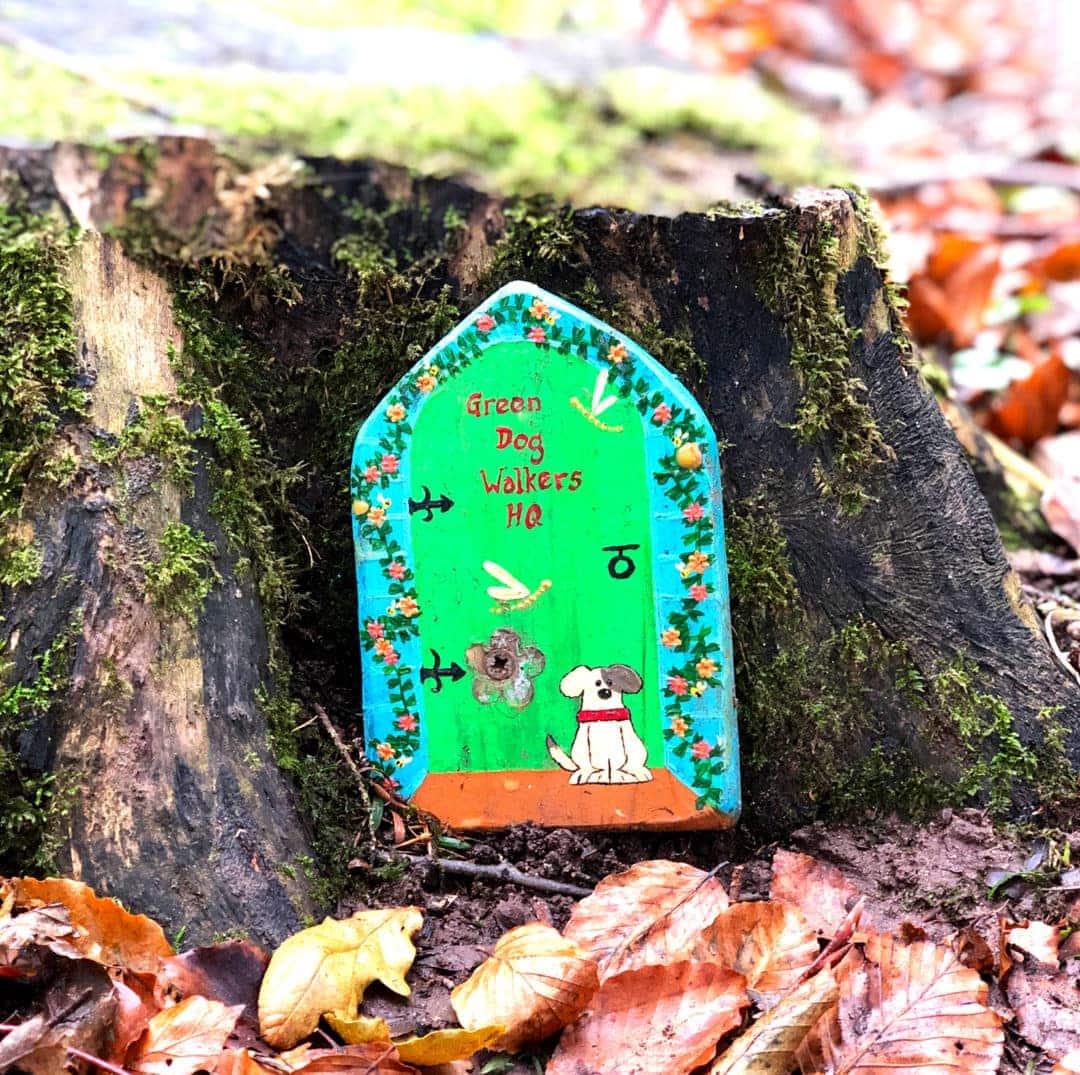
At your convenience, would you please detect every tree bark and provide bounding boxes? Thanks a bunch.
[0,137,1075,938]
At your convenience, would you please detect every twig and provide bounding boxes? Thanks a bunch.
[66,1046,130,1075]
[313,704,375,847]
[392,853,593,899]
[1044,608,1080,687]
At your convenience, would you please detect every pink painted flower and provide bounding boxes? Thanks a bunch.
[387,561,406,581]
[383,648,400,666]
[527,326,547,344]
[689,583,708,602]
[396,713,418,732]
[692,739,713,760]
[666,674,689,696]
[652,403,672,425]
[683,502,705,523]
[366,620,384,639]
[381,453,399,474]
[364,464,379,484]
[476,313,496,333]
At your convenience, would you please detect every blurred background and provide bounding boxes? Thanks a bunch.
[2,0,1080,562]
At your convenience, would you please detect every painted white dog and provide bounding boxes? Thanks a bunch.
[546,664,653,784]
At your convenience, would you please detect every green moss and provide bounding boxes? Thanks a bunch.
[94,393,195,488]
[756,212,890,515]
[487,196,583,284]
[0,623,79,872]
[144,522,220,624]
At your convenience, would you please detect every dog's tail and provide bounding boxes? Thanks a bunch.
[545,734,577,772]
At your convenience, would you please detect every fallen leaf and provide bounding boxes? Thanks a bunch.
[129,994,243,1074]
[14,877,173,975]
[394,1026,504,1065]
[1006,955,1080,1060]
[987,350,1070,447]
[216,1048,282,1074]
[709,967,838,1074]
[160,940,270,1029]
[952,928,995,976]
[770,851,858,939]
[547,962,748,1075]
[1054,1050,1080,1074]
[563,860,729,979]
[325,1011,392,1044]
[1003,920,1060,966]
[259,907,423,1049]
[0,904,84,966]
[1043,478,1080,553]
[689,900,819,1009]
[796,935,1003,1073]
[451,922,597,1051]
[109,974,155,1065]
[289,1042,418,1072]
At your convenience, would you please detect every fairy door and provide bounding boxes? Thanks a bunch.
[351,282,739,829]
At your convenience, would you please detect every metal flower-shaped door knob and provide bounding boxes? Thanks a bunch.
[465,628,545,709]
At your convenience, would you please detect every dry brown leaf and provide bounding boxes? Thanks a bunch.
[258,907,422,1050]
[1003,920,1060,966]
[288,1042,418,1073]
[563,859,729,979]
[394,1026,504,1065]
[1005,956,1080,1060]
[709,967,838,1075]
[0,903,84,967]
[690,900,819,1009]
[159,940,269,1030]
[547,961,748,1075]
[14,877,173,975]
[770,851,858,940]
[216,1048,283,1074]
[129,994,243,1075]
[451,922,597,1051]
[796,935,1003,1074]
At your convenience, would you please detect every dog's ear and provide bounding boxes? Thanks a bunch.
[604,664,643,694]
[559,665,591,698]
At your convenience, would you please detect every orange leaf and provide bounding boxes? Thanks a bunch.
[14,877,173,975]
[216,1048,279,1074]
[1003,920,1060,967]
[289,1042,418,1073]
[770,851,858,940]
[159,940,269,1028]
[547,962,748,1075]
[129,995,242,1075]
[1032,240,1080,283]
[1054,1050,1080,1074]
[796,935,1003,1074]
[450,922,598,1052]
[689,900,819,1009]
[563,859,729,979]
[987,350,1069,446]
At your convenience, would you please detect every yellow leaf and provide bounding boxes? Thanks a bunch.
[14,876,173,975]
[259,907,423,1050]
[451,922,598,1051]
[394,1025,504,1065]
[324,1011,391,1045]
[129,995,242,1075]
[563,860,729,980]
[709,969,838,1074]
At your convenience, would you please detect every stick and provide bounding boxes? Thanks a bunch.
[391,852,593,899]
[1044,608,1080,687]
[313,704,375,846]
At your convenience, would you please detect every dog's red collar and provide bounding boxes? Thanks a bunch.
[576,707,631,724]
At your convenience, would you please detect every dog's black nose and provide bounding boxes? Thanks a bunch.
[598,688,612,700]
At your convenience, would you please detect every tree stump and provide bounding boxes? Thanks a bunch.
[0,137,1075,940]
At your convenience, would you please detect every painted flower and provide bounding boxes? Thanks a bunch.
[384,648,400,666]
[398,595,420,618]
[368,507,386,528]
[416,373,437,393]
[383,775,400,790]
[528,299,550,320]
[387,561,406,581]
[396,713,418,732]
[381,453,399,474]
[652,403,672,425]
[374,637,393,656]
[527,326,547,344]
[686,551,710,574]
[376,742,395,760]
[667,674,688,696]
[386,403,406,423]
[696,657,719,679]
[607,342,628,364]
[476,313,496,333]
[671,716,689,738]
[366,620,385,640]
[661,627,682,649]
[364,464,379,484]
[352,498,368,517]
[690,583,708,602]
[683,502,705,523]
[691,739,713,760]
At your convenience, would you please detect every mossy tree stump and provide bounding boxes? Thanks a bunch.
[0,137,1075,939]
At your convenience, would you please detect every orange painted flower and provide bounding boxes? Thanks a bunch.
[696,657,718,679]
[661,627,682,649]
[671,716,689,737]
[386,403,406,422]
[416,373,437,393]
[686,551,710,574]
[374,637,392,656]
[398,595,420,618]
[368,507,386,527]
[607,342,628,364]
[376,742,395,760]
[691,739,713,760]
[528,299,550,320]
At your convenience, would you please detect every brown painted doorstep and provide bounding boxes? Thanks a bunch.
[410,768,732,830]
